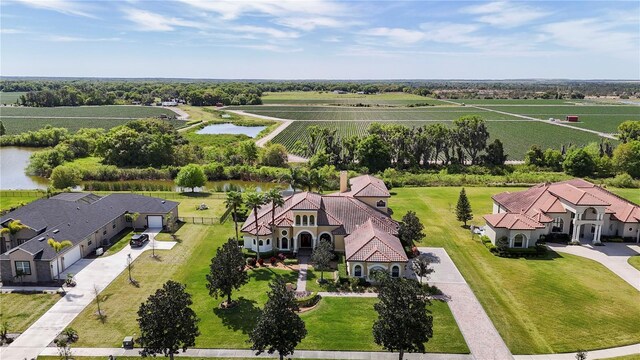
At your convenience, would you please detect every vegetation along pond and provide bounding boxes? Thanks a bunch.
[196,123,266,137]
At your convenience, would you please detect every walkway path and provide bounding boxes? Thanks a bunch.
[547,242,640,291]
[414,247,514,360]
[1,230,176,360]
[296,254,309,292]
[164,106,190,120]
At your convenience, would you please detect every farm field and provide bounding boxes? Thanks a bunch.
[0,105,185,134]
[271,120,605,160]
[480,105,640,133]
[444,98,585,105]
[0,91,26,105]
[261,91,448,105]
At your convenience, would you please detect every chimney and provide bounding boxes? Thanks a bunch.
[340,171,349,193]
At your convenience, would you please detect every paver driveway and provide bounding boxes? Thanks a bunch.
[1,230,175,360]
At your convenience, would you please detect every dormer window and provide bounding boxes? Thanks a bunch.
[376,200,386,208]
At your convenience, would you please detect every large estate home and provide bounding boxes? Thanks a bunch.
[484,179,640,248]
[241,173,408,281]
[0,193,178,284]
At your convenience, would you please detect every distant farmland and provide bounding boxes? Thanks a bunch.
[261,91,448,106]
[0,105,184,134]
[0,92,26,105]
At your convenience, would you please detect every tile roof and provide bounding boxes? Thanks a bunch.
[0,193,178,261]
[483,213,546,230]
[330,175,391,198]
[344,219,407,262]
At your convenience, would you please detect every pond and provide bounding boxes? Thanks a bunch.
[196,123,266,137]
[0,147,49,190]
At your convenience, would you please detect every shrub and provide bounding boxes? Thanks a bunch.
[269,256,277,265]
[295,292,320,308]
[284,258,298,266]
[257,258,264,266]
[545,233,571,243]
[277,253,287,261]
[246,257,256,267]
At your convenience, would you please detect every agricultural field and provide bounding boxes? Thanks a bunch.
[261,91,448,106]
[444,98,585,105]
[0,105,186,134]
[480,105,640,133]
[271,120,605,160]
[0,91,26,105]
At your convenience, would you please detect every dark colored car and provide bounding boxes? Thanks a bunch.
[130,233,149,248]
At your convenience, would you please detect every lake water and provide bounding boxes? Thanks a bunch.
[0,147,49,190]
[196,123,266,137]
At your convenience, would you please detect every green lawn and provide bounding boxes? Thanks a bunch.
[628,256,640,271]
[391,187,640,354]
[103,229,135,256]
[0,190,45,211]
[608,188,640,203]
[0,293,62,332]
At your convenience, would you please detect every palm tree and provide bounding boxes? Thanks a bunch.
[281,167,305,193]
[310,170,327,193]
[1,220,28,246]
[265,188,285,235]
[224,191,244,241]
[47,238,73,282]
[244,191,266,260]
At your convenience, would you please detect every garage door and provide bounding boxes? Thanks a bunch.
[62,245,82,271]
[147,215,163,229]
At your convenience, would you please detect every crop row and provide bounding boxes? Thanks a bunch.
[0,105,175,118]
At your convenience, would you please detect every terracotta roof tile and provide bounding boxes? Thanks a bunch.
[483,213,546,230]
[345,220,407,262]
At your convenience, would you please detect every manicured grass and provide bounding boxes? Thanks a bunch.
[628,256,640,271]
[299,297,469,354]
[608,188,640,203]
[0,293,62,332]
[391,187,640,354]
[0,190,45,211]
[261,91,447,106]
[176,194,226,219]
[305,268,339,293]
[103,229,135,256]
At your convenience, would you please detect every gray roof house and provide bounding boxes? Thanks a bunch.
[0,193,178,284]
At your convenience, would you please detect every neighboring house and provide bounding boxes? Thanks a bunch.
[484,179,640,248]
[0,193,178,284]
[241,173,407,281]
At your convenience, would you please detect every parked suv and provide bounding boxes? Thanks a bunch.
[130,233,150,248]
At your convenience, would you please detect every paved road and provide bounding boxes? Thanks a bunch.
[547,242,640,291]
[1,230,176,360]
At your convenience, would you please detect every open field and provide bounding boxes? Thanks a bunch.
[0,293,62,332]
[271,120,605,160]
[481,105,640,133]
[0,105,185,134]
[0,190,45,211]
[261,91,448,106]
[391,187,640,354]
[444,98,585,105]
[0,92,26,105]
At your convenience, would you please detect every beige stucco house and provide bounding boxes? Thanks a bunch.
[483,179,640,247]
[241,173,408,281]
[0,193,178,284]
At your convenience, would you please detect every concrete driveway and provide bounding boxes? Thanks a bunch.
[547,242,640,291]
[1,229,176,360]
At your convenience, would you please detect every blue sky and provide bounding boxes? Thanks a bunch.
[1,0,639,79]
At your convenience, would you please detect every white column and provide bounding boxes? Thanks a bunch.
[594,225,602,244]
[572,223,580,242]
[294,235,298,252]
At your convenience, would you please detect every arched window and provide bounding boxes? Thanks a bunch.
[552,218,564,233]
[253,239,256,245]
[281,237,288,249]
[295,215,301,225]
[354,265,362,277]
[303,215,308,226]
[266,239,270,245]
[259,240,264,246]
[376,200,386,208]
[391,265,400,278]
[513,234,526,248]
[310,215,315,226]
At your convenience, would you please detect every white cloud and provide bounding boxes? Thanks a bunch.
[46,35,121,42]
[463,1,550,28]
[539,18,639,55]
[233,43,303,53]
[178,0,346,20]
[230,25,300,39]
[275,16,354,31]
[13,0,96,18]
[360,27,425,44]
[123,8,204,31]
[0,28,27,34]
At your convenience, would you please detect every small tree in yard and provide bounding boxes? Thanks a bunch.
[93,284,106,323]
[224,191,244,241]
[48,238,73,282]
[50,165,81,189]
[398,211,425,246]
[311,240,333,283]
[244,191,266,260]
[373,277,433,360]
[175,164,206,192]
[125,212,140,229]
[455,188,473,227]
[576,349,588,360]
[411,254,434,284]
[250,277,307,360]
[205,238,248,307]
[137,281,199,360]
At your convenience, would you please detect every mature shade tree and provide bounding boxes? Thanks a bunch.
[543,148,564,171]
[137,281,199,360]
[563,148,596,177]
[224,191,244,241]
[483,139,508,166]
[249,277,307,360]
[265,188,285,233]
[239,140,259,165]
[311,239,333,282]
[357,134,392,173]
[206,238,249,305]
[411,254,434,284]
[259,143,289,167]
[398,211,425,246]
[244,191,266,259]
[456,188,473,227]
[525,145,546,167]
[175,164,206,192]
[373,276,433,360]
[617,120,640,143]
[453,115,489,164]
[47,238,73,282]
[613,140,640,178]
[50,165,81,189]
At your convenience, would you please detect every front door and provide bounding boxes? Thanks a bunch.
[300,233,312,248]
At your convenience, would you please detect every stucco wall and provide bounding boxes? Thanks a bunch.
[347,261,407,280]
